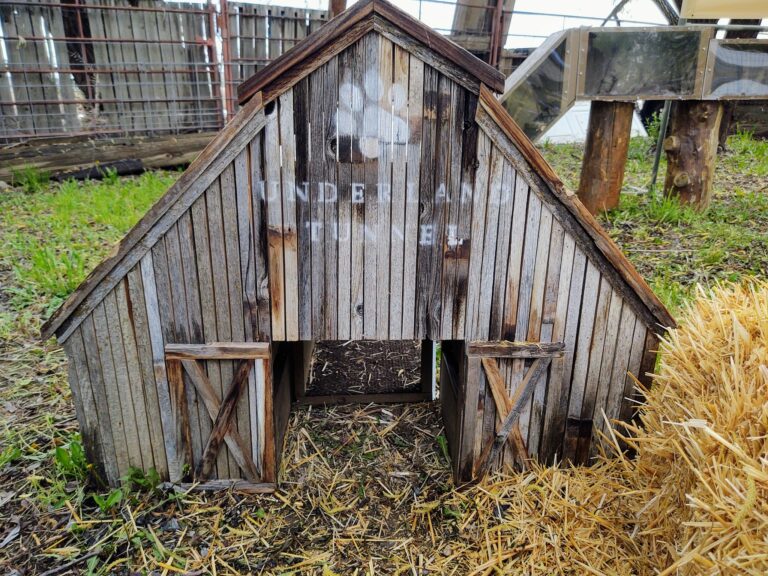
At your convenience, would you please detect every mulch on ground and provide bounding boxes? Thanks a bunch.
[306,341,423,396]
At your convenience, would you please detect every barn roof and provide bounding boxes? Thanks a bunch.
[236,0,506,105]
[40,3,674,343]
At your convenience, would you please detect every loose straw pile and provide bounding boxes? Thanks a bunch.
[452,281,768,575]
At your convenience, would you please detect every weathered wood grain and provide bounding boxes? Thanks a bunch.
[292,78,313,340]
[180,359,260,482]
[388,45,410,339]
[166,343,272,360]
[465,131,491,340]
[167,359,193,482]
[376,37,394,339]
[323,57,340,340]
[400,55,424,339]
[197,360,253,481]
[42,96,266,342]
[264,103,286,341]
[363,33,380,338]
[350,39,366,340]
[475,86,674,331]
[249,137,272,341]
[467,341,565,358]
[125,266,168,476]
[139,253,177,480]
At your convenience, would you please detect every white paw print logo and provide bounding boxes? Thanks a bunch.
[336,69,409,161]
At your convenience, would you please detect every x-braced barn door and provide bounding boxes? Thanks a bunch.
[165,343,275,492]
[441,341,564,483]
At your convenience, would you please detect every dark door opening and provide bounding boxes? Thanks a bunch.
[293,340,436,405]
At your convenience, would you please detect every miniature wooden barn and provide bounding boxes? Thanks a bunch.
[42,0,674,490]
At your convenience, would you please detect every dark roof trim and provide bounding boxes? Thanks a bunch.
[476,84,676,330]
[236,0,505,105]
[41,93,266,342]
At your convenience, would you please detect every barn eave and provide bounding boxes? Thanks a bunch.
[40,93,267,343]
[476,85,676,331]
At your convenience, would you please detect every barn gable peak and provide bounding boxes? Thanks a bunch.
[236,0,505,106]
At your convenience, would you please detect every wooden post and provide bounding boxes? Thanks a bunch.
[663,101,724,209]
[577,101,635,215]
[329,0,346,17]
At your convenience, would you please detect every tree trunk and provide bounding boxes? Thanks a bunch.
[577,101,635,214]
[663,100,724,209]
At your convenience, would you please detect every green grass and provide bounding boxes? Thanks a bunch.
[0,171,177,335]
[542,132,768,315]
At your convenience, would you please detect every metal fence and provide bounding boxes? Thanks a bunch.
[0,0,328,142]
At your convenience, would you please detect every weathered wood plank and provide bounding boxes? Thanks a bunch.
[488,162,515,339]
[363,33,380,339]
[309,63,326,339]
[376,37,394,339]
[278,91,300,341]
[539,236,578,463]
[126,266,168,477]
[165,343,271,360]
[451,92,479,339]
[440,82,467,339]
[189,192,231,478]
[139,253,177,480]
[458,353,482,481]
[167,359,193,482]
[574,276,613,463]
[501,173,531,339]
[602,304,638,437]
[350,39,366,340]
[43,97,266,342]
[400,55,424,339]
[249,137,272,341]
[198,360,253,481]
[589,289,625,460]
[323,57,340,340]
[66,328,116,484]
[475,146,505,339]
[163,224,203,465]
[464,131,491,340]
[114,282,155,472]
[90,303,130,479]
[293,78,313,340]
[336,48,354,341]
[205,179,237,477]
[467,341,565,358]
[562,260,600,463]
[180,360,260,482]
[264,104,286,341]
[618,321,648,425]
[221,163,253,472]
[388,45,410,339]
[103,291,144,470]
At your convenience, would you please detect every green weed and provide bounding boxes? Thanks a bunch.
[11,166,50,193]
[54,437,89,480]
[92,488,123,513]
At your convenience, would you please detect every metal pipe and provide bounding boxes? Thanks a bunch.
[649,101,672,193]
[0,35,211,45]
[0,1,211,15]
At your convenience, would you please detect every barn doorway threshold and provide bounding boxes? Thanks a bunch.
[293,341,437,405]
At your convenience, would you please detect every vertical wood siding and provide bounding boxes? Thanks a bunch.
[59,30,664,482]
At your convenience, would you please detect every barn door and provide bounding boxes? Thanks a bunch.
[164,343,274,492]
[442,341,564,482]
